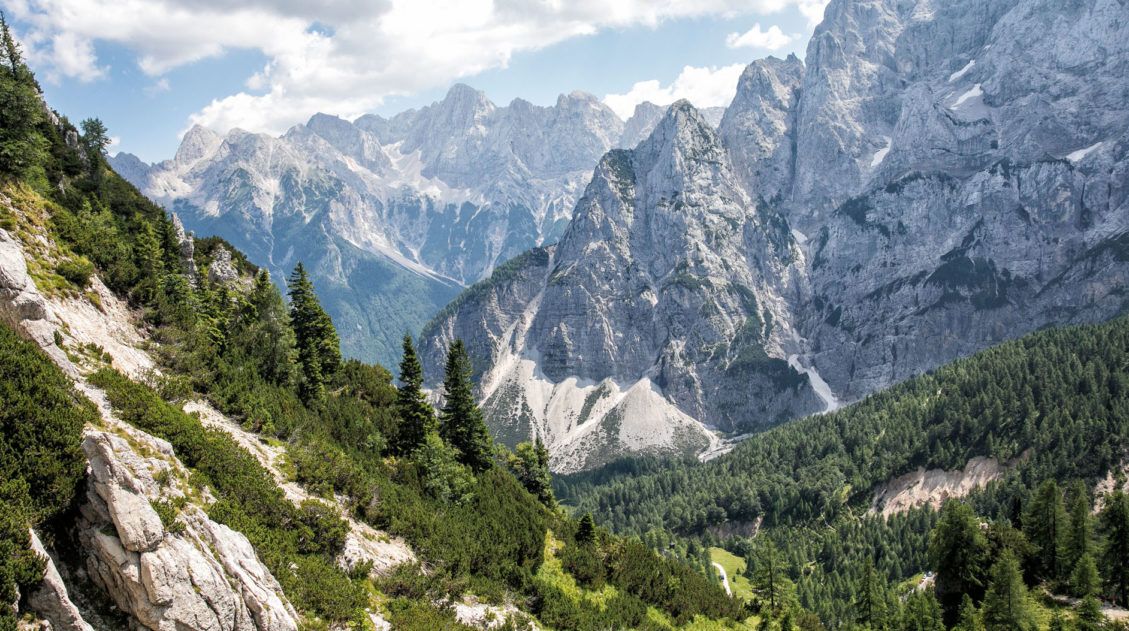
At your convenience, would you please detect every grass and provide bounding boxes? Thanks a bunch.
[536,532,621,608]
[709,547,755,602]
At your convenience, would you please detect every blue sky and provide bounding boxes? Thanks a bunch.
[5,0,823,162]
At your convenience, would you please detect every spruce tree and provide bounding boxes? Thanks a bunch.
[855,558,887,629]
[1025,479,1068,581]
[393,335,436,455]
[0,12,44,178]
[576,513,596,545]
[1066,481,1093,571]
[438,340,493,472]
[953,594,982,631]
[749,540,794,615]
[288,263,341,401]
[929,500,990,624]
[900,590,944,631]
[1075,595,1104,631]
[981,550,1035,631]
[1070,553,1100,598]
[1099,490,1129,606]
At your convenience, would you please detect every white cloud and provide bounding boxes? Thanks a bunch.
[603,63,746,120]
[5,0,824,138]
[725,23,794,51]
[144,77,170,95]
[797,0,830,26]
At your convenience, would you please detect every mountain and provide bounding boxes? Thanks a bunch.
[420,102,824,472]
[0,53,743,629]
[421,0,1129,470]
[113,92,719,366]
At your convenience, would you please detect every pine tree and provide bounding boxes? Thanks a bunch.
[856,558,887,629]
[1071,553,1101,598]
[438,340,493,472]
[1025,479,1068,581]
[576,513,596,545]
[0,12,44,177]
[981,550,1035,631]
[288,263,341,402]
[393,335,436,456]
[749,540,795,615]
[1074,595,1104,631]
[929,500,990,624]
[135,219,164,303]
[953,594,982,631]
[1098,490,1129,606]
[1066,481,1093,571]
[899,590,944,631]
[1046,611,1068,631]
[506,439,555,507]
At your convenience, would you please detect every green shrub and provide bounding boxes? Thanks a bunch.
[55,257,94,287]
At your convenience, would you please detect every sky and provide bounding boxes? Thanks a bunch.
[2,0,827,163]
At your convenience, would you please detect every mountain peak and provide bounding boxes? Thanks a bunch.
[174,124,222,166]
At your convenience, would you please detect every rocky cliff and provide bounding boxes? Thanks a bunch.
[423,0,1129,470]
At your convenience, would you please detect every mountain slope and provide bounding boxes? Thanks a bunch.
[422,0,1129,470]
[421,102,827,472]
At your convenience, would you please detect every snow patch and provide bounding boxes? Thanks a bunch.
[1065,141,1103,163]
[790,228,808,245]
[870,136,892,168]
[951,83,982,108]
[948,59,975,83]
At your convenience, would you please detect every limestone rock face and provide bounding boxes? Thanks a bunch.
[423,0,1129,471]
[78,431,300,631]
[421,103,823,472]
[207,245,239,284]
[0,223,73,373]
[25,531,94,631]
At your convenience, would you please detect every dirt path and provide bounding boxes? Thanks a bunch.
[712,562,732,597]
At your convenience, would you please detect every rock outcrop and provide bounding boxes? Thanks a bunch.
[78,430,300,631]
[207,245,239,284]
[25,531,94,631]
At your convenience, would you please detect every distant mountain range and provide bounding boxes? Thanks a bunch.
[112,94,723,366]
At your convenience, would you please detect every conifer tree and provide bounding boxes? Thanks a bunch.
[981,550,1035,631]
[1071,553,1100,598]
[1025,479,1068,581]
[438,340,493,472]
[0,12,43,177]
[393,335,436,455]
[576,513,596,545]
[953,594,982,631]
[749,540,794,615]
[899,590,944,631]
[929,500,990,624]
[288,263,341,401]
[237,269,296,387]
[135,219,164,303]
[1099,490,1129,606]
[855,558,887,629]
[1066,481,1093,571]
[1075,595,1104,631]
[506,439,554,507]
